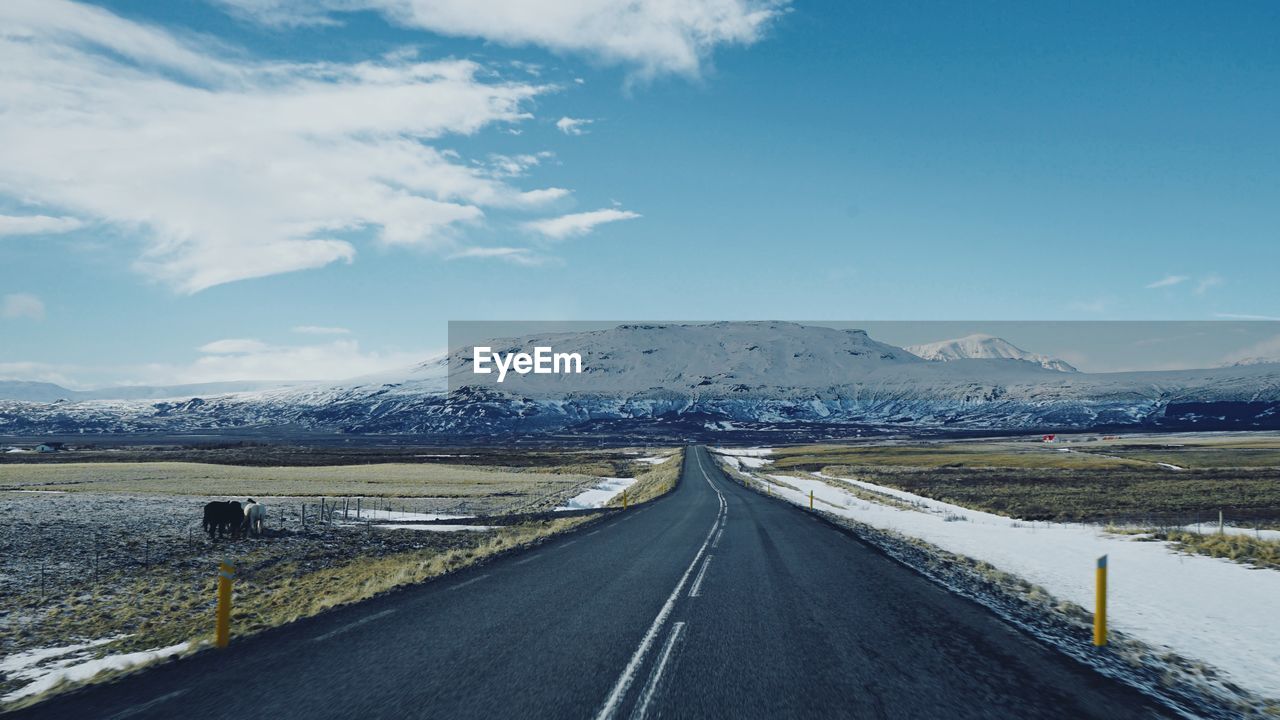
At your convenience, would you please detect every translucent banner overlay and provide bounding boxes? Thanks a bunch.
[444,320,1280,434]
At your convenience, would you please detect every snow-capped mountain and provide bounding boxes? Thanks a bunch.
[2,322,1278,437]
[906,334,1078,372]
[1222,357,1280,368]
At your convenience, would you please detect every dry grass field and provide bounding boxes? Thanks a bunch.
[0,446,680,708]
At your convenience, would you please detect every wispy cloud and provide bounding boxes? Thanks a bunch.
[1195,274,1224,295]
[0,0,579,293]
[1144,275,1188,289]
[523,208,640,240]
[447,246,546,266]
[292,325,351,336]
[0,214,84,236]
[210,0,789,79]
[2,293,45,321]
[556,117,593,136]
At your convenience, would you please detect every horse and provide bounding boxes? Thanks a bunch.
[242,499,266,538]
[202,501,243,540]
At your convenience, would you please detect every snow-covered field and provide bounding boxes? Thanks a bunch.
[711,447,773,470]
[555,477,637,511]
[338,509,470,524]
[370,523,494,532]
[635,455,673,465]
[737,452,1280,700]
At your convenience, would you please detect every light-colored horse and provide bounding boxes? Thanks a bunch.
[242,500,266,537]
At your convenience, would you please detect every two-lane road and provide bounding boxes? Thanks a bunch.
[13,447,1170,719]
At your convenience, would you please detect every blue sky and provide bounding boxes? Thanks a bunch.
[1,0,1277,387]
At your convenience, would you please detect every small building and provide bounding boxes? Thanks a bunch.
[35,443,63,453]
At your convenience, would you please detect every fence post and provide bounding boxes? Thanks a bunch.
[1094,555,1107,647]
[1218,510,1224,535]
[216,560,235,649]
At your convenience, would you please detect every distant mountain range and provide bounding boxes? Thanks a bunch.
[2,322,1278,438]
[906,334,1078,372]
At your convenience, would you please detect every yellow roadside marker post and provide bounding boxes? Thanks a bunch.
[623,489,628,510]
[1093,555,1107,647]
[216,560,235,649]
[809,490,814,510]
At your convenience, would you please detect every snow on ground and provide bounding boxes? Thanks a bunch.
[372,523,494,532]
[754,470,1280,700]
[635,455,673,465]
[338,509,469,524]
[711,447,773,470]
[2,638,188,702]
[555,478,636,511]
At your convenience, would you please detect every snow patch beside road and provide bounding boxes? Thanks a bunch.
[2,638,188,702]
[555,477,636,511]
[751,468,1280,701]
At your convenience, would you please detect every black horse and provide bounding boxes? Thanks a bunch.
[203,501,243,540]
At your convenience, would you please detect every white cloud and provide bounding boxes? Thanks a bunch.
[2,293,45,320]
[556,116,592,135]
[153,338,427,383]
[523,208,640,240]
[0,339,428,387]
[212,0,788,78]
[447,246,545,266]
[1195,274,1224,295]
[198,338,271,354]
[292,325,351,335]
[0,214,84,236]
[0,0,576,293]
[1144,275,1188,289]
[484,152,554,178]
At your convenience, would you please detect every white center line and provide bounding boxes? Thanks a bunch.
[312,608,397,643]
[630,621,687,720]
[106,689,190,719]
[448,573,490,591]
[688,555,713,598]
[594,449,725,720]
[513,553,542,565]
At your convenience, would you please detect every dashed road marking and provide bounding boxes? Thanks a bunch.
[448,574,490,591]
[513,553,543,565]
[689,556,713,598]
[312,608,397,643]
[106,689,189,719]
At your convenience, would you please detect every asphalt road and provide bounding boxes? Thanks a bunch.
[13,446,1170,719]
